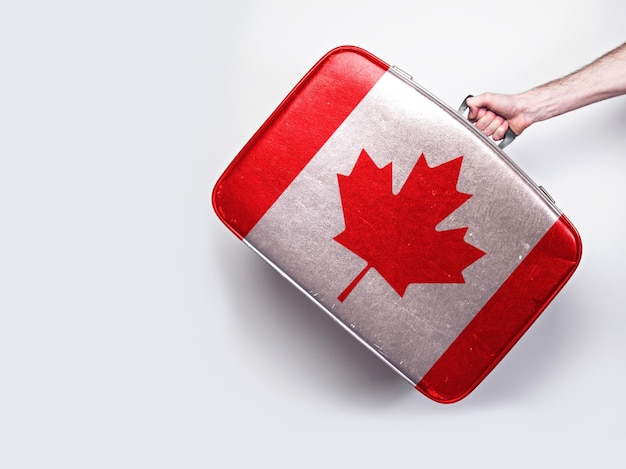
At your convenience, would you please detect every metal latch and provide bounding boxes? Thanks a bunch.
[391,65,412,81]
[539,185,556,204]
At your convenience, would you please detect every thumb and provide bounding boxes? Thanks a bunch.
[466,95,487,119]
[466,94,489,109]
[466,103,479,120]
[465,101,485,122]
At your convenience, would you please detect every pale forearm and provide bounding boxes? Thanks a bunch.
[518,42,626,126]
[466,42,626,139]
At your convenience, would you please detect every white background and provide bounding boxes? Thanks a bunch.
[1,1,624,467]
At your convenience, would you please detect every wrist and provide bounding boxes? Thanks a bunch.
[507,92,535,135]
[514,85,565,132]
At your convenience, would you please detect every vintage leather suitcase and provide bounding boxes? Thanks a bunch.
[212,46,582,403]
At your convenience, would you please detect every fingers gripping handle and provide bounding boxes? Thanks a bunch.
[459,95,517,149]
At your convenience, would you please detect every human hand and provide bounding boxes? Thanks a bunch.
[465,43,626,141]
[466,93,529,139]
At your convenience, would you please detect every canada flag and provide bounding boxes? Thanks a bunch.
[213,46,581,403]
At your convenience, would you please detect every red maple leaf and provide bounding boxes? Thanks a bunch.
[334,149,485,302]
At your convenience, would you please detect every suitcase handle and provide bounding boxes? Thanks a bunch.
[458,95,517,149]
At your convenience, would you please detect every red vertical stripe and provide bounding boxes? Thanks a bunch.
[417,215,582,403]
[212,46,388,238]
